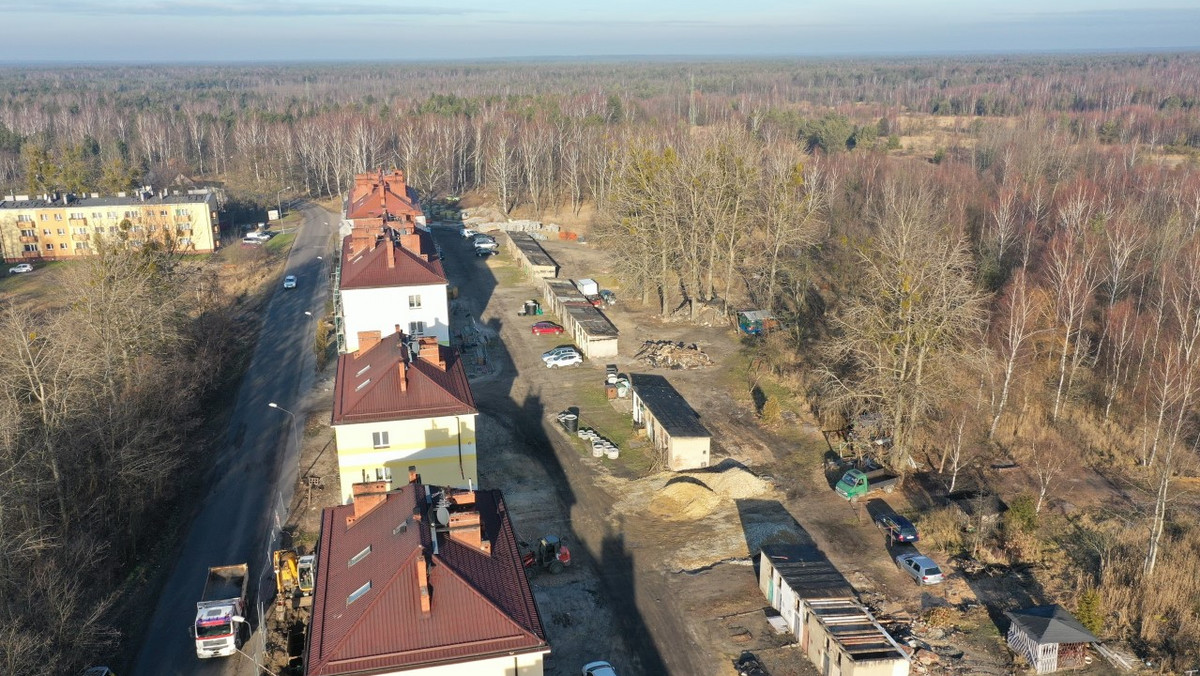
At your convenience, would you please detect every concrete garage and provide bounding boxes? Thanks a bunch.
[630,374,712,470]
[760,544,910,676]
[506,232,559,279]
[539,278,619,359]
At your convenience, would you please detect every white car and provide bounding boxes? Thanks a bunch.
[473,237,498,250]
[8,263,33,274]
[583,662,617,676]
[283,275,297,289]
[546,352,584,368]
[246,230,274,241]
[461,228,479,239]
[542,346,580,362]
[896,553,943,585]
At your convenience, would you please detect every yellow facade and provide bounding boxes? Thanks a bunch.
[333,414,478,503]
[0,192,220,261]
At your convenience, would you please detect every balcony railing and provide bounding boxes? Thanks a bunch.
[71,233,90,242]
[18,235,37,243]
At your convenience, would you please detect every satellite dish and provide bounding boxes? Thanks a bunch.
[435,506,450,526]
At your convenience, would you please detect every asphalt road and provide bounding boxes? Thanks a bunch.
[131,204,336,676]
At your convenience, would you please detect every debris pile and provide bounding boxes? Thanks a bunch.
[690,465,769,499]
[635,340,714,370]
[649,478,723,520]
[577,427,619,459]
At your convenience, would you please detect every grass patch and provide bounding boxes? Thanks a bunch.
[265,231,297,255]
[488,258,526,287]
[568,379,657,477]
[0,261,73,311]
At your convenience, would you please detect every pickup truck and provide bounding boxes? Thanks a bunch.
[192,564,249,659]
[835,468,899,500]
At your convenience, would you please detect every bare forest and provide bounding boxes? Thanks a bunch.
[5,54,1200,670]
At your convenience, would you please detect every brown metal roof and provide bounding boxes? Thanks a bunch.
[339,229,447,290]
[332,332,476,425]
[346,170,424,222]
[306,484,549,676]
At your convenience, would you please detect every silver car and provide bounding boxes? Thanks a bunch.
[896,553,943,585]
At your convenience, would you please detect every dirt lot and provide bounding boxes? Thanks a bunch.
[277,226,1020,675]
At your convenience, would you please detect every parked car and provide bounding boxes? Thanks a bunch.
[546,351,584,368]
[8,263,33,274]
[241,237,263,246]
[542,346,580,362]
[896,553,943,585]
[876,514,919,544]
[461,228,479,239]
[473,238,498,250]
[283,275,297,289]
[531,321,565,336]
[733,652,768,676]
[599,289,617,306]
[582,661,617,676]
[475,246,499,257]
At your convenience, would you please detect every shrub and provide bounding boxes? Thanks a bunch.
[760,398,782,424]
[920,507,965,555]
[1075,588,1104,636]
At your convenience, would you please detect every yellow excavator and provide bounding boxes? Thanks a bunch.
[273,549,315,603]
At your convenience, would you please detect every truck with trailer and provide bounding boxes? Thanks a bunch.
[834,468,899,500]
[192,563,249,659]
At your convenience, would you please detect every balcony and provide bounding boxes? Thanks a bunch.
[176,228,193,236]
[71,233,90,242]
[21,250,40,258]
[18,235,37,243]
[68,216,86,223]
[175,213,193,222]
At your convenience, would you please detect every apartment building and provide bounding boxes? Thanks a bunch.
[0,189,220,261]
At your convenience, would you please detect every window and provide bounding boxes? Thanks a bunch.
[107,212,117,219]
[56,228,65,235]
[94,227,104,234]
[75,227,88,234]
[22,244,36,252]
[108,226,117,233]
[408,321,425,336]
[39,214,47,221]
[42,229,50,235]
[19,229,35,237]
[179,237,192,245]
[348,545,372,567]
[132,225,143,232]
[74,241,90,250]
[374,467,391,482]
[175,208,188,216]
[59,243,67,249]
[91,212,101,219]
[372,431,389,449]
[346,581,371,605]
[44,243,52,250]
[355,364,371,377]
[16,214,32,222]
[408,294,422,309]
[53,214,62,220]
[69,212,84,220]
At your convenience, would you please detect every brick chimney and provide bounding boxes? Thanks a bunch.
[418,336,445,370]
[386,239,396,269]
[446,491,491,555]
[399,232,421,257]
[356,330,382,356]
[346,480,390,526]
[416,547,432,614]
[408,465,420,484]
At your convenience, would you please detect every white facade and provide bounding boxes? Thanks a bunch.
[372,650,546,676]
[342,283,450,351]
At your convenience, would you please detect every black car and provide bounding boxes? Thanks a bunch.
[876,514,919,544]
[475,247,499,257]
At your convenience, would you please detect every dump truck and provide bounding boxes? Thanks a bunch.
[192,564,249,659]
[835,468,899,500]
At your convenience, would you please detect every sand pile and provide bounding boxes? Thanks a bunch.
[701,466,769,499]
[649,478,724,520]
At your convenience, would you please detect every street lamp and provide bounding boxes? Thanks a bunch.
[276,186,292,222]
[268,402,301,480]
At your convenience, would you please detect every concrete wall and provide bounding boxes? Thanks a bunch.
[504,233,558,279]
[341,283,450,350]
[375,650,546,676]
[633,391,710,471]
[760,553,807,639]
[334,414,477,503]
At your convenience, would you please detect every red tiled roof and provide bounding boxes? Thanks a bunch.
[340,228,446,290]
[332,332,476,425]
[346,170,424,222]
[306,484,548,676]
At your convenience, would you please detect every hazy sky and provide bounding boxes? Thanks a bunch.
[0,0,1197,62]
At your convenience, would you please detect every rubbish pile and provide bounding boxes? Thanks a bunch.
[635,340,714,369]
[649,478,722,520]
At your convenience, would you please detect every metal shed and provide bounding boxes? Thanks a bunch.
[506,231,559,279]
[1005,605,1098,674]
[540,278,619,359]
[630,374,711,470]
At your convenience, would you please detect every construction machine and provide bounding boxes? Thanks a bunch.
[273,550,316,608]
[521,535,571,575]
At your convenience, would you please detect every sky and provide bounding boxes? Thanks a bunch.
[0,0,1197,62]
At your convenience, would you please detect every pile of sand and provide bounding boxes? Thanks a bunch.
[649,478,724,520]
[700,466,769,500]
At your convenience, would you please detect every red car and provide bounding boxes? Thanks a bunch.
[531,321,564,335]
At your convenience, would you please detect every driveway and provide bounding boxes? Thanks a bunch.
[131,204,336,676]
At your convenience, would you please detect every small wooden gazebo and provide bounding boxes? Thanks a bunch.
[1005,605,1099,674]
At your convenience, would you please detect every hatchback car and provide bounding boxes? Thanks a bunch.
[461,227,479,239]
[582,661,617,676]
[531,321,565,336]
[896,553,943,585]
[542,346,580,362]
[876,514,919,544]
[546,352,584,368]
[283,275,297,289]
[8,263,33,274]
[475,246,499,257]
[473,238,498,250]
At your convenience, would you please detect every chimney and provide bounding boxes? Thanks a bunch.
[416,548,432,614]
[386,239,396,269]
[399,232,422,257]
[446,491,491,555]
[346,480,390,526]
[418,337,445,370]
[356,330,382,356]
[408,465,419,484]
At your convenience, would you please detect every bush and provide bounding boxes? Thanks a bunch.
[920,507,965,555]
[1075,588,1104,636]
[1006,493,1038,534]
[760,398,782,424]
